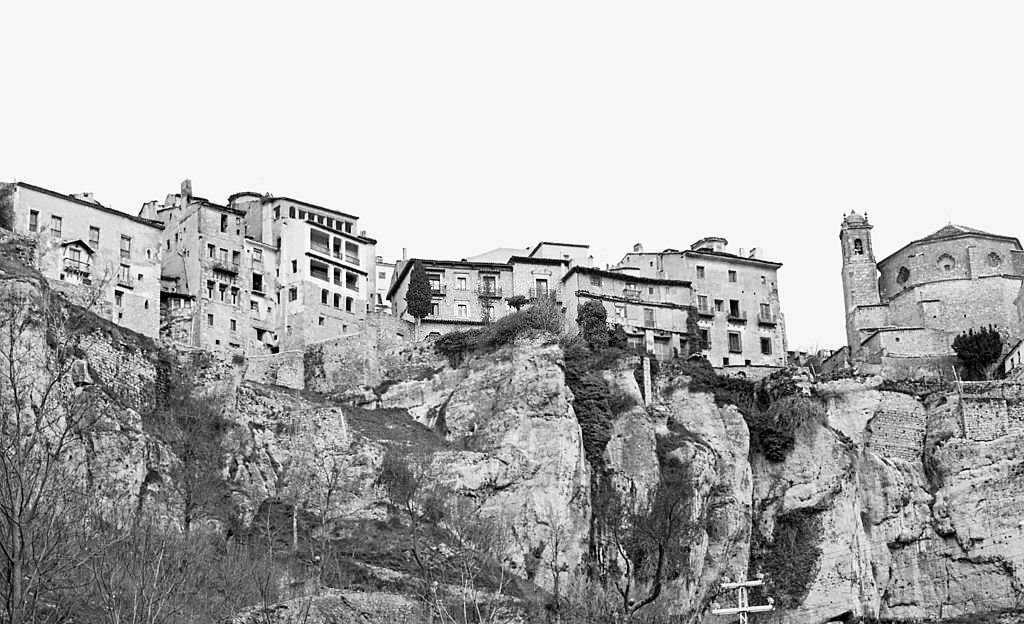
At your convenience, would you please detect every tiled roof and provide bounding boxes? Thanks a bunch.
[920,224,998,241]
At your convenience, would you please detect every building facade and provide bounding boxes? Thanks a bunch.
[374,256,396,314]
[841,213,1024,368]
[150,180,377,354]
[5,182,164,338]
[562,266,693,359]
[614,237,787,368]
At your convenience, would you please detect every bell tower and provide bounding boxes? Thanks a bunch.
[840,212,881,356]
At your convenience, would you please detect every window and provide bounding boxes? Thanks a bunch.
[231,287,239,305]
[288,287,297,301]
[648,287,655,294]
[614,304,626,319]
[761,337,772,355]
[119,264,131,283]
[114,290,123,307]
[299,210,306,220]
[250,301,259,312]
[698,328,710,349]
[897,266,910,285]
[345,242,359,265]
[50,215,62,238]
[218,284,227,302]
[273,207,280,219]
[696,266,705,279]
[253,249,263,266]
[334,293,341,308]
[937,254,956,271]
[535,278,549,294]
[67,247,82,263]
[310,230,330,254]
[318,316,325,326]
[698,295,709,311]
[218,248,228,262]
[456,276,468,290]
[232,250,240,266]
[853,238,864,255]
[456,303,469,317]
[346,272,358,292]
[289,206,296,218]
[120,235,131,259]
[345,297,354,312]
[206,280,214,298]
[590,275,603,287]
[430,302,439,316]
[89,226,100,248]
[988,252,1003,267]
[728,270,737,283]
[208,244,215,258]
[643,308,655,327]
[207,314,214,326]
[321,289,329,305]
[729,299,740,316]
[728,332,742,353]
[760,275,766,284]
[428,274,442,293]
[714,299,724,312]
[379,272,387,280]
[230,319,237,332]
[252,273,264,293]
[220,214,228,233]
[310,260,330,281]
[760,303,771,319]
[29,210,38,232]
[723,357,730,366]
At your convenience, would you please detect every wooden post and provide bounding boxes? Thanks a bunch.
[711,577,774,623]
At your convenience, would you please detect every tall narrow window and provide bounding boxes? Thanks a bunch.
[728,270,737,283]
[853,239,864,255]
[89,226,100,248]
[28,210,38,232]
[50,215,62,238]
[220,214,228,233]
[760,337,772,355]
[728,332,742,353]
[120,235,132,259]
[696,265,705,279]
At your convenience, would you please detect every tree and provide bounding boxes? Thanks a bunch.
[577,300,609,349]
[0,283,109,623]
[506,295,529,312]
[0,184,14,231]
[406,261,433,340]
[952,325,1004,380]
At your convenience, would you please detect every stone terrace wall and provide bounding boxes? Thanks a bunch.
[78,330,158,410]
[959,381,1024,441]
[244,349,304,390]
[866,392,927,462]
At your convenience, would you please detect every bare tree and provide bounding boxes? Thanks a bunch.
[0,280,111,623]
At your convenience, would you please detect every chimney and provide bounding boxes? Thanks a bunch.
[359,230,366,237]
[738,248,745,257]
[180,179,193,204]
[402,247,408,261]
[633,242,643,253]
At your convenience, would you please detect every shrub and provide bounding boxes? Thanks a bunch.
[406,261,433,321]
[577,300,609,349]
[432,298,565,364]
[952,325,1004,380]
[0,183,14,231]
[750,508,823,608]
[506,295,528,311]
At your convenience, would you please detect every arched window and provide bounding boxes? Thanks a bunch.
[937,254,956,272]
[988,252,1003,268]
[853,239,864,255]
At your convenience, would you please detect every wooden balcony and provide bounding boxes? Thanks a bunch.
[758,312,778,326]
[727,310,747,323]
[477,284,503,298]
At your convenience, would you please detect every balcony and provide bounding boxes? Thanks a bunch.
[62,257,91,276]
[430,284,447,297]
[117,274,135,288]
[643,318,656,328]
[623,287,642,300]
[697,306,715,318]
[477,284,503,298]
[758,312,778,326]
[528,288,558,301]
[310,242,331,256]
[211,259,240,274]
[727,310,747,323]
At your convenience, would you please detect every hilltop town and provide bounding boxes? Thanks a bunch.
[5,179,1024,624]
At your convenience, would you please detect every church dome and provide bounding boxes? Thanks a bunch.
[843,211,868,226]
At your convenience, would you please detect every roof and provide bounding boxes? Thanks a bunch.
[385,258,513,301]
[463,247,529,264]
[264,195,359,221]
[618,248,783,269]
[508,255,569,266]
[528,241,590,257]
[15,182,164,229]
[878,223,1023,266]
[60,239,95,254]
[563,265,692,287]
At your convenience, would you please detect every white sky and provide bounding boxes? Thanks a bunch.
[4,2,1024,350]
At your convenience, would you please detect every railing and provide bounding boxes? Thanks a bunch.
[62,257,91,274]
[528,288,557,300]
[757,312,777,325]
[212,259,240,274]
[623,288,642,299]
[697,306,715,317]
[310,242,330,255]
[117,274,135,288]
[643,318,656,328]
[477,284,503,297]
[430,285,447,296]
[727,310,747,322]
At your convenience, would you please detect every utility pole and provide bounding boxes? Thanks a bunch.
[711,576,774,623]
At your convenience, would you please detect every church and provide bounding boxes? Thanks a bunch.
[840,212,1024,377]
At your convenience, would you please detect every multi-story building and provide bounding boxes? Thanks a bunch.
[614,237,787,368]
[4,182,163,338]
[840,212,1024,370]
[374,256,396,314]
[148,180,377,354]
[562,265,693,359]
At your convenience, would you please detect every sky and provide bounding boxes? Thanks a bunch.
[4,2,1024,350]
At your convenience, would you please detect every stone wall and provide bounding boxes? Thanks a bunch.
[959,381,1024,441]
[77,329,158,410]
[865,393,927,462]
[244,349,304,390]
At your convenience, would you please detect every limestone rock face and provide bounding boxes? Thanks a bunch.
[381,333,591,590]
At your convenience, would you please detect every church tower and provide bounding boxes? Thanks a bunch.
[840,212,881,357]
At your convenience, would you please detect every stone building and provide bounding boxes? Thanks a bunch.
[373,256,396,314]
[561,265,693,359]
[148,180,377,354]
[840,212,1024,374]
[4,182,164,338]
[614,237,787,369]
